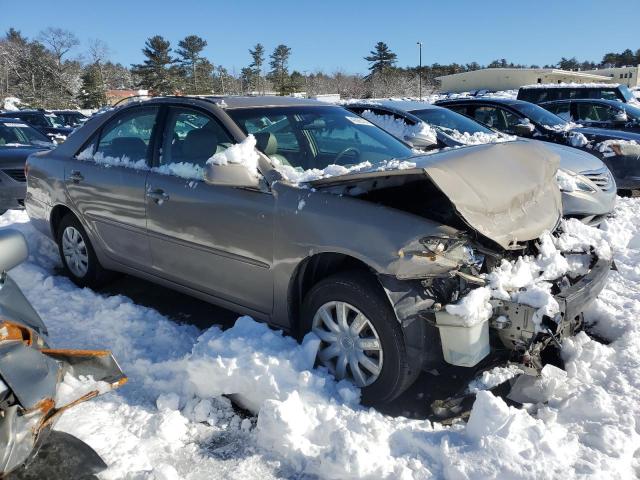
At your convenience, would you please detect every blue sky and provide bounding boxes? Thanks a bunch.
[0,0,636,74]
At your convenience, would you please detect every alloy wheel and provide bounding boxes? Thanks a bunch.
[312,301,383,387]
[61,226,89,278]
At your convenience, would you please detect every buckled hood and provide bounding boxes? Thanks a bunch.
[310,142,562,249]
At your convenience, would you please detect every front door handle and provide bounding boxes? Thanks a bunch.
[146,188,170,204]
[69,170,84,183]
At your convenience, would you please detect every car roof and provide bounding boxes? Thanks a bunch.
[0,116,28,123]
[347,100,443,113]
[540,98,627,107]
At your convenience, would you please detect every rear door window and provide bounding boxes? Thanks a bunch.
[94,107,159,165]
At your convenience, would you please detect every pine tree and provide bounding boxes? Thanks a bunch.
[78,64,106,108]
[248,43,265,92]
[131,36,176,95]
[364,42,397,74]
[176,35,208,94]
[269,44,291,95]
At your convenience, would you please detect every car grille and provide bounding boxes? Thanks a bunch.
[582,169,614,191]
[2,169,26,183]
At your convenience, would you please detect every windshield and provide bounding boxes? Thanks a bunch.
[512,103,567,128]
[410,108,494,135]
[228,106,414,171]
[45,113,65,128]
[0,122,52,148]
[620,85,635,102]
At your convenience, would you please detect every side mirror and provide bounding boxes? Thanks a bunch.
[203,163,260,189]
[514,123,536,138]
[0,230,28,274]
[405,131,438,150]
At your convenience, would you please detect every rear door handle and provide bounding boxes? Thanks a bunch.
[146,188,170,204]
[69,170,84,183]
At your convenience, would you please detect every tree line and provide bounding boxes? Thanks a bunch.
[0,27,638,110]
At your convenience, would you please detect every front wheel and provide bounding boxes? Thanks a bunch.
[56,214,111,289]
[301,271,420,403]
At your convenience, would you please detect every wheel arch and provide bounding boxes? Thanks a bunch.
[287,251,384,336]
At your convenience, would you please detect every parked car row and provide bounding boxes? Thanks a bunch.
[346,100,617,226]
[23,95,614,403]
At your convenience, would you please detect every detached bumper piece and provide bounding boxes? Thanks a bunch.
[0,320,126,476]
[493,254,611,362]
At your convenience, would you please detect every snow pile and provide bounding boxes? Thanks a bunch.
[595,139,640,157]
[568,130,589,147]
[56,373,113,405]
[2,97,21,111]
[443,129,515,145]
[360,109,437,145]
[3,198,640,478]
[521,82,622,89]
[274,157,420,185]
[447,219,610,328]
[78,135,262,181]
[78,148,148,170]
[445,286,493,326]
[207,134,260,178]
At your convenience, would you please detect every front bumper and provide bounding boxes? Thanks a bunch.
[492,254,611,351]
[380,252,612,370]
[0,172,26,213]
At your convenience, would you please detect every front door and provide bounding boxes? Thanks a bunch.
[145,106,275,316]
[64,106,159,269]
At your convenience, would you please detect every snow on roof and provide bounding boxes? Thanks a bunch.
[520,82,621,89]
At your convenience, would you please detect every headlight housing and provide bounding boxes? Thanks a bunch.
[556,169,597,193]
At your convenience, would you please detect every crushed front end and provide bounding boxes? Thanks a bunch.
[380,219,612,380]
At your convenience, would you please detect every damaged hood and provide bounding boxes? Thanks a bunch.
[310,141,562,249]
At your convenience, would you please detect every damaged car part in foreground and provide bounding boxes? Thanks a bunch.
[26,96,610,403]
[0,229,126,476]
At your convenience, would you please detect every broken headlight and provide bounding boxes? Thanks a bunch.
[420,235,484,269]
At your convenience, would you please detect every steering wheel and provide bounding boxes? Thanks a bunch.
[334,146,361,165]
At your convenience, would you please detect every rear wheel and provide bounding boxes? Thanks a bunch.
[56,214,111,288]
[301,271,420,403]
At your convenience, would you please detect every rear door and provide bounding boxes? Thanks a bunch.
[65,105,159,269]
[144,105,275,315]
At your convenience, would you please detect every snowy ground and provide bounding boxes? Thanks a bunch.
[2,198,640,479]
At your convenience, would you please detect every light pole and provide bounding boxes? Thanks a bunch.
[417,42,422,100]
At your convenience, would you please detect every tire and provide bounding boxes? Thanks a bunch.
[618,189,634,198]
[56,213,111,289]
[301,270,420,404]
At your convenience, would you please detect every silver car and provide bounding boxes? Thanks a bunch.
[346,100,617,226]
[25,97,610,402]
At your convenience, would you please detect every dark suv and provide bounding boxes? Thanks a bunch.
[517,84,637,104]
[540,99,640,133]
[0,110,74,142]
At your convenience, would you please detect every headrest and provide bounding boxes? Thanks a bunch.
[182,129,218,160]
[254,132,278,156]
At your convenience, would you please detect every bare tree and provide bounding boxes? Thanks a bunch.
[38,27,79,66]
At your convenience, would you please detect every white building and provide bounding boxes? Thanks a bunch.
[583,65,639,88]
[436,68,614,93]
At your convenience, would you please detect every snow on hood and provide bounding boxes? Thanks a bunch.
[309,141,562,249]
